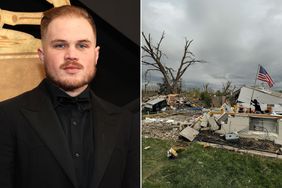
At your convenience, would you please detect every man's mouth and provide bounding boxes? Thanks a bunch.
[60,62,83,73]
[64,65,81,70]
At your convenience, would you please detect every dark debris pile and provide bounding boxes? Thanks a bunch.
[194,130,281,154]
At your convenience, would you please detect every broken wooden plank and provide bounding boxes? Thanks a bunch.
[179,126,199,141]
[208,116,219,130]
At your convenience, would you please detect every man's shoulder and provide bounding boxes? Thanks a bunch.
[91,93,134,116]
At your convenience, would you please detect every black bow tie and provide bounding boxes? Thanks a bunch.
[57,96,91,111]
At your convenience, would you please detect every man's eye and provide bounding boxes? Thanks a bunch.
[77,44,88,49]
[53,44,65,48]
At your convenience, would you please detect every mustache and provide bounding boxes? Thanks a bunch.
[60,61,83,69]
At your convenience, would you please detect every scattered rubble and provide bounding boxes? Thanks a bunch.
[142,111,202,140]
[196,130,281,154]
[142,94,203,114]
[167,147,178,159]
[142,93,282,158]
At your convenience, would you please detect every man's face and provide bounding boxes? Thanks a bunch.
[38,16,99,93]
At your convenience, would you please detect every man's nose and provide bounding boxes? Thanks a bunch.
[64,46,78,61]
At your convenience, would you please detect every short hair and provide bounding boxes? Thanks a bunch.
[40,5,96,39]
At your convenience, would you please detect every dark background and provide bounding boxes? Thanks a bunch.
[0,0,140,108]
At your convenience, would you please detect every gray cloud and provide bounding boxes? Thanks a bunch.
[142,0,282,90]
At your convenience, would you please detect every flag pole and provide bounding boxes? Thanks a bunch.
[249,64,260,112]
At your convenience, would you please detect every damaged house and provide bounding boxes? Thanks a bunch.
[179,86,282,146]
[215,86,282,145]
[236,86,282,113]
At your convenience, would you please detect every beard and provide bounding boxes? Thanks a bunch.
[45,61,96,92]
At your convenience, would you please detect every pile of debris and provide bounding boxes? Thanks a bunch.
[142,90,282,158]
[142,111,202,140]
[195,130,281,154]
[142,94,202,114]
[142,108,282,155]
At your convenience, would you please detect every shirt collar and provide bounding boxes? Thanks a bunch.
[44,78,91,109]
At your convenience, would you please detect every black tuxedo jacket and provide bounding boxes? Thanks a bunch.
[0,80,139,188]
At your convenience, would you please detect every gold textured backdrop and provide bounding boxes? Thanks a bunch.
[0,58,45,100]
[0,0,70,101]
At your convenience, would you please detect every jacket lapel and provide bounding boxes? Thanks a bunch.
[20,83,78,188]
[90,94,121,188]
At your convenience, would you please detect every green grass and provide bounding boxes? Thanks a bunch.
[142,138,282,188]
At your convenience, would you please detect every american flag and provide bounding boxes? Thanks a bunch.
[257,65,274,87]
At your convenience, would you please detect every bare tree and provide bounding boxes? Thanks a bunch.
[202,83,210,93]
[142,31,205,94]
[221,81,236,96]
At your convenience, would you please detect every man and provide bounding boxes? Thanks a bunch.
[0,5,139,188]
[251,99,263,114]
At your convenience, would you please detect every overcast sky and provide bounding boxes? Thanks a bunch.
[142,0,282,90]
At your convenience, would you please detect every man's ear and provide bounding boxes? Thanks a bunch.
[37,48,44,63]
[94,46,100,65]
